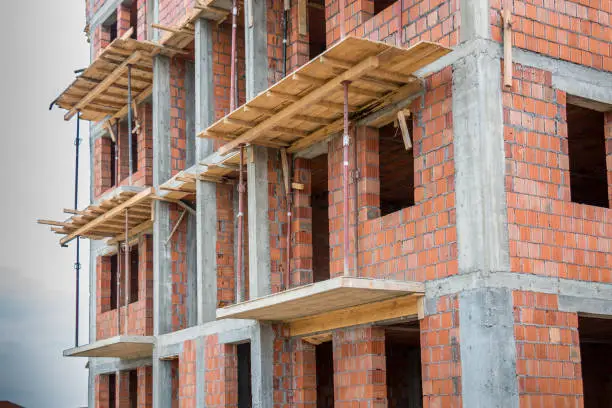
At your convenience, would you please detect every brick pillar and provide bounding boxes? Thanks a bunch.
[97,256,112,315]
[513,291,584,407]
[205,335,238,407]
[94,25,111,56]
[179,340,197,408]
[292,158,313,287]
[292,340,317,407]
[136,0,148,40]
[329,127,380,277]
[355,126,381,221]
[94,136,113,198]
[170,203,188,332]
[216,184,236,306]
[269,151,287,294]
[605,112,612,207]
[117,3,132,37]
[170,58,187,176]
[138,366,153,408]
[333,326,387,407]
[420,295,462,408]
[96,375,110,408]
[139,235,154,336]
[118,371,130,408]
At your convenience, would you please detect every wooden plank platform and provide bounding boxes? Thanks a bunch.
[55,32,177,122]
[63,336,154,359]
[38,187,155,246]
[198,36,451,156]
[216,277,424,321]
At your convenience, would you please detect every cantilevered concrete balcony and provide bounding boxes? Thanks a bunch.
[216,277,424,340]
[63,336,155,359]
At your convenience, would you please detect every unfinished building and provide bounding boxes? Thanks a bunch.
[38,0,612,406]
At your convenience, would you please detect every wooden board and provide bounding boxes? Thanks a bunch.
[39,187,155,246]
[63,336,154,359]
[215,276,424,321]
[289,295,420,337]
[55,34,176,122]
[198,36,451,155]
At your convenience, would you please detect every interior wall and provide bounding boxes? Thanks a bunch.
[316,341,334,408]
[311,154,330,282]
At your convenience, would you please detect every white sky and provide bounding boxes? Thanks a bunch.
[0,1,91,406]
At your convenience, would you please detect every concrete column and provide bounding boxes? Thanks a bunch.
[153,54,172,336]
[247,146,271,298]
[250,324,274,407]
[184,61,198,328]
[152,356,173,408]
[459,0,489,42]
[152,54,174,408]
[452,50,518,407]
[245,0,271,299]
[194,18,218,324]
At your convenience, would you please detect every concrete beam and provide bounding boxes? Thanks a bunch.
[424,271,612,303]
[195,18,218,324]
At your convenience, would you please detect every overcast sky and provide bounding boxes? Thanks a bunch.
[0,1,91,407]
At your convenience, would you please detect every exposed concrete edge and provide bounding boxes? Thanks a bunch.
[459,287,519,407]
[415,38,612,105]
[559,295,612,317]
[156,318,258,347]
[88,0,123,32]
[157,342,184,360]
[425,271,612,315]
[89,357,153,375]
[218,327,254,344]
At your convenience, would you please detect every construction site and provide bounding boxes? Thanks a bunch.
[38,0,612,406]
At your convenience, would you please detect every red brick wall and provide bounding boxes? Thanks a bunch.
[420,295,462,408]
[204,335,238,407]
[606,112,612,206]
[96,235,154,340]
[179,340,197,408]
[95,369,152,408]
[158,0,196,28]
[513,291,584,407]
[94,103,153,201]
[167,203,189,332]
[332,326,387,407]
[325,0,459,48]
[504,64,612,282]
[291,158,314,286]
[355,68,457,282]
[490,0,612,71]
[269,152,289,293]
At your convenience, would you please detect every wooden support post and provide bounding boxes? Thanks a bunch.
[166,210,187,245]
[397,110,412,151]
[502,9,513,89]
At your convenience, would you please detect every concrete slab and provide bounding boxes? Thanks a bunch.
[216,277,424,321]
[63,336,155,359]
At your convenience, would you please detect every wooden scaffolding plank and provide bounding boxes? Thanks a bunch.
[60,187,154,246]
[65,51,143,120]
